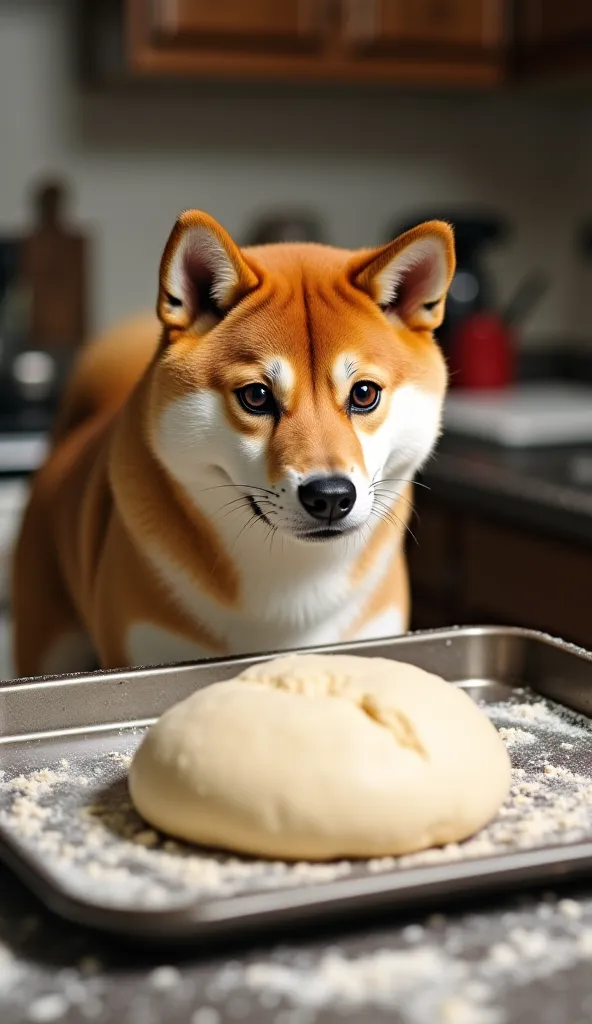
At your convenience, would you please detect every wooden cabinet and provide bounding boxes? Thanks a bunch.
[117,0,508,85]
[125,0,327,80]
[408,492,592,650]
[342,0,504,55]
[407,497,466,632]
[340,0,506,83]
[82,0,592,89]
[514,0,592,76]
[147,0,326,53]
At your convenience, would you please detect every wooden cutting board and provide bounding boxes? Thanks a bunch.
[20,179,88,349]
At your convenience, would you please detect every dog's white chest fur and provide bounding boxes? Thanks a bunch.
[125,518,402,666]
[126,608,404,668]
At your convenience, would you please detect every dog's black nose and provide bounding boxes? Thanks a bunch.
[298,476,357,522]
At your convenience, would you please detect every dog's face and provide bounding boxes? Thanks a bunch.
[149,212,455,543]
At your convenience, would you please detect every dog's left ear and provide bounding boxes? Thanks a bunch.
[157,210,259,332]
[352,221,455,332]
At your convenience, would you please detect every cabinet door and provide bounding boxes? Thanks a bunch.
[124,0,507,83]
[407,499,464,631]
[464,518,592,648]
[518,1,592,44]
[516,1,592,74]
[342,0,505,53]
[149,0,325,51]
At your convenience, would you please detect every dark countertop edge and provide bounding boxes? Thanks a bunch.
[421,449,592,547]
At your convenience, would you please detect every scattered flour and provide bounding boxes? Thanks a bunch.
[4,897,592,1024]
[497,728,536,748]
[502,703,552,723]
[26,994,69,1022]
[3,909,592,1024]
[148,966,182,990]
[558,898,583,920]
[191,1010,221,1024]
[0,760,352,908]
[217,947,503,1023]
[0,946,23,997]
[206,909,592,1024]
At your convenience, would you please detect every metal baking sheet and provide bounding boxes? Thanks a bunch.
[2,625,592,944]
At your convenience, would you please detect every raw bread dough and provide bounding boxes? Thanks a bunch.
[129,654,511,860]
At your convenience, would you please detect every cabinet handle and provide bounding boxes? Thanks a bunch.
[341,0,379,43]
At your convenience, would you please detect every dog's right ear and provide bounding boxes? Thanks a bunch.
[157,211,259,333]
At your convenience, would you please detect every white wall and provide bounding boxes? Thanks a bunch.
[1,0,591,345]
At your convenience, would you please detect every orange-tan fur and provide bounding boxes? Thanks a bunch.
[12,212,455,677]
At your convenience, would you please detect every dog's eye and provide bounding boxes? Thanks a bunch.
[236,383,277,416]
[349,381,381,413]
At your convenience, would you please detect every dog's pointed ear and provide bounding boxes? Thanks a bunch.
[351,221,455,332]
[157,211,259,332]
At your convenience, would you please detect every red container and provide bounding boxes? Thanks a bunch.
[449,312,515,390]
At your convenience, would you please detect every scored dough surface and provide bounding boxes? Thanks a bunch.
[129,654,511,860]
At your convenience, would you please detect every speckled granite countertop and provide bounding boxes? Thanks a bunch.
[3,861,592,1024]
[421,437,592,545]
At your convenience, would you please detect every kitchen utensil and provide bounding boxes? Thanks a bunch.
[448,271,549,390]
[503,270,549,329]
[449,310,515,389]
[3,626,592,943]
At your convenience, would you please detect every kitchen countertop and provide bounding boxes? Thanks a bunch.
[421,436,592,545]
[0,411,51,478]
[3,859,592,1024]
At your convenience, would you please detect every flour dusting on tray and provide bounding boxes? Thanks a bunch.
[1,689,592,911]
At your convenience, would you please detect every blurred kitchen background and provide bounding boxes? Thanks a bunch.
[2,0,592,677]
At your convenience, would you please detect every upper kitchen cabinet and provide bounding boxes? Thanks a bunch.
[81,0,510,87]
[128,0,328,75]
[340,0,507,84]
[514,1,592,78]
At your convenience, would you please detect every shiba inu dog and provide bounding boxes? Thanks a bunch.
[12,212,455,677]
